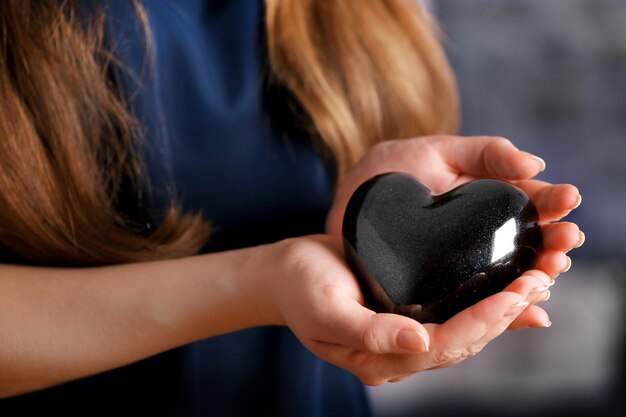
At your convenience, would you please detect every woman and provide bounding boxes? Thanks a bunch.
[0,1,583,416]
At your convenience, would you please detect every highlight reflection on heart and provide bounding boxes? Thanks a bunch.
[342,173,542,324]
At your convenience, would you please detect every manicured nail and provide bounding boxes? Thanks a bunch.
[573,194,582,209]
[523,152,546,172]
[543,290,551,301]
[397,329,429,353]
[527,283,551,302]
[575,231,586,248]
[563,256,572,273]
[504,301,529,317]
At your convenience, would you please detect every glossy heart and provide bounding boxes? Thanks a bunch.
[342,173,541,324]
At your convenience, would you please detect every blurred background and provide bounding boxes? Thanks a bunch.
[368,1,626,416]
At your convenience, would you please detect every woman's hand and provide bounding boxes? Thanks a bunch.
[251,135,581,385]
[259,235,557,385]
[326,135,583,330]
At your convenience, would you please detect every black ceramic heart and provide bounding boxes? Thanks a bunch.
[342,173,541,324]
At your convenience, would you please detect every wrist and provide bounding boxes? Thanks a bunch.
[250,235,346,330]
[150,246,283,345]
[241,241,288,327]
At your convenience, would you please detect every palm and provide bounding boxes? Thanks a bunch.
[273,137,583,385]
[325,136,582,330]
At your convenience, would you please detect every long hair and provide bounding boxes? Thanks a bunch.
[266,0,458,177]
[0,0,458,266]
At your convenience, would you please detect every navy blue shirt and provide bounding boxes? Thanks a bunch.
[0,1,371,416]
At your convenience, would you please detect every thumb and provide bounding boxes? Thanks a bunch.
[444,136,545,180]
[322,300,430,354]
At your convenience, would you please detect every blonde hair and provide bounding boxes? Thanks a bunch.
[0,0,458,265]
[266,0,458,179]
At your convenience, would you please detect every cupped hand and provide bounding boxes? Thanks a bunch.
[325,135,583,330]
[258,136,582,385]
[263,235,557,385]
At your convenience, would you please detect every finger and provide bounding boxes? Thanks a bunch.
[535,250,571,278]
[501,269,553,302]
[424,298,530,370]
[508,271,553,329]
[542,222,584,251]
[514,180,581,221]
[313,299,430,355]
[419,291,528,369]
[508,304,551,330]
[440,136,545,180]
[310,292,530,383]
[304,340,408,386]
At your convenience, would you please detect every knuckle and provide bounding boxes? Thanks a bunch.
[278,238,308,265]
[432,344,486,369]
[432,349,462,366]
[463,343,486,359]
[318,284,340,301]
[361,325,383,354]
[278,238,328,276]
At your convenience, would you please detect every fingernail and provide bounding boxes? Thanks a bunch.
[504,301,529,317]
[527,284,551,302]
[397,330,429,353]
[575,231,586,248]
[574,194,582,209]
[563,256,572,273]
[523,152,546,172]
[543,290,551,301]
[542,320,552,328]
